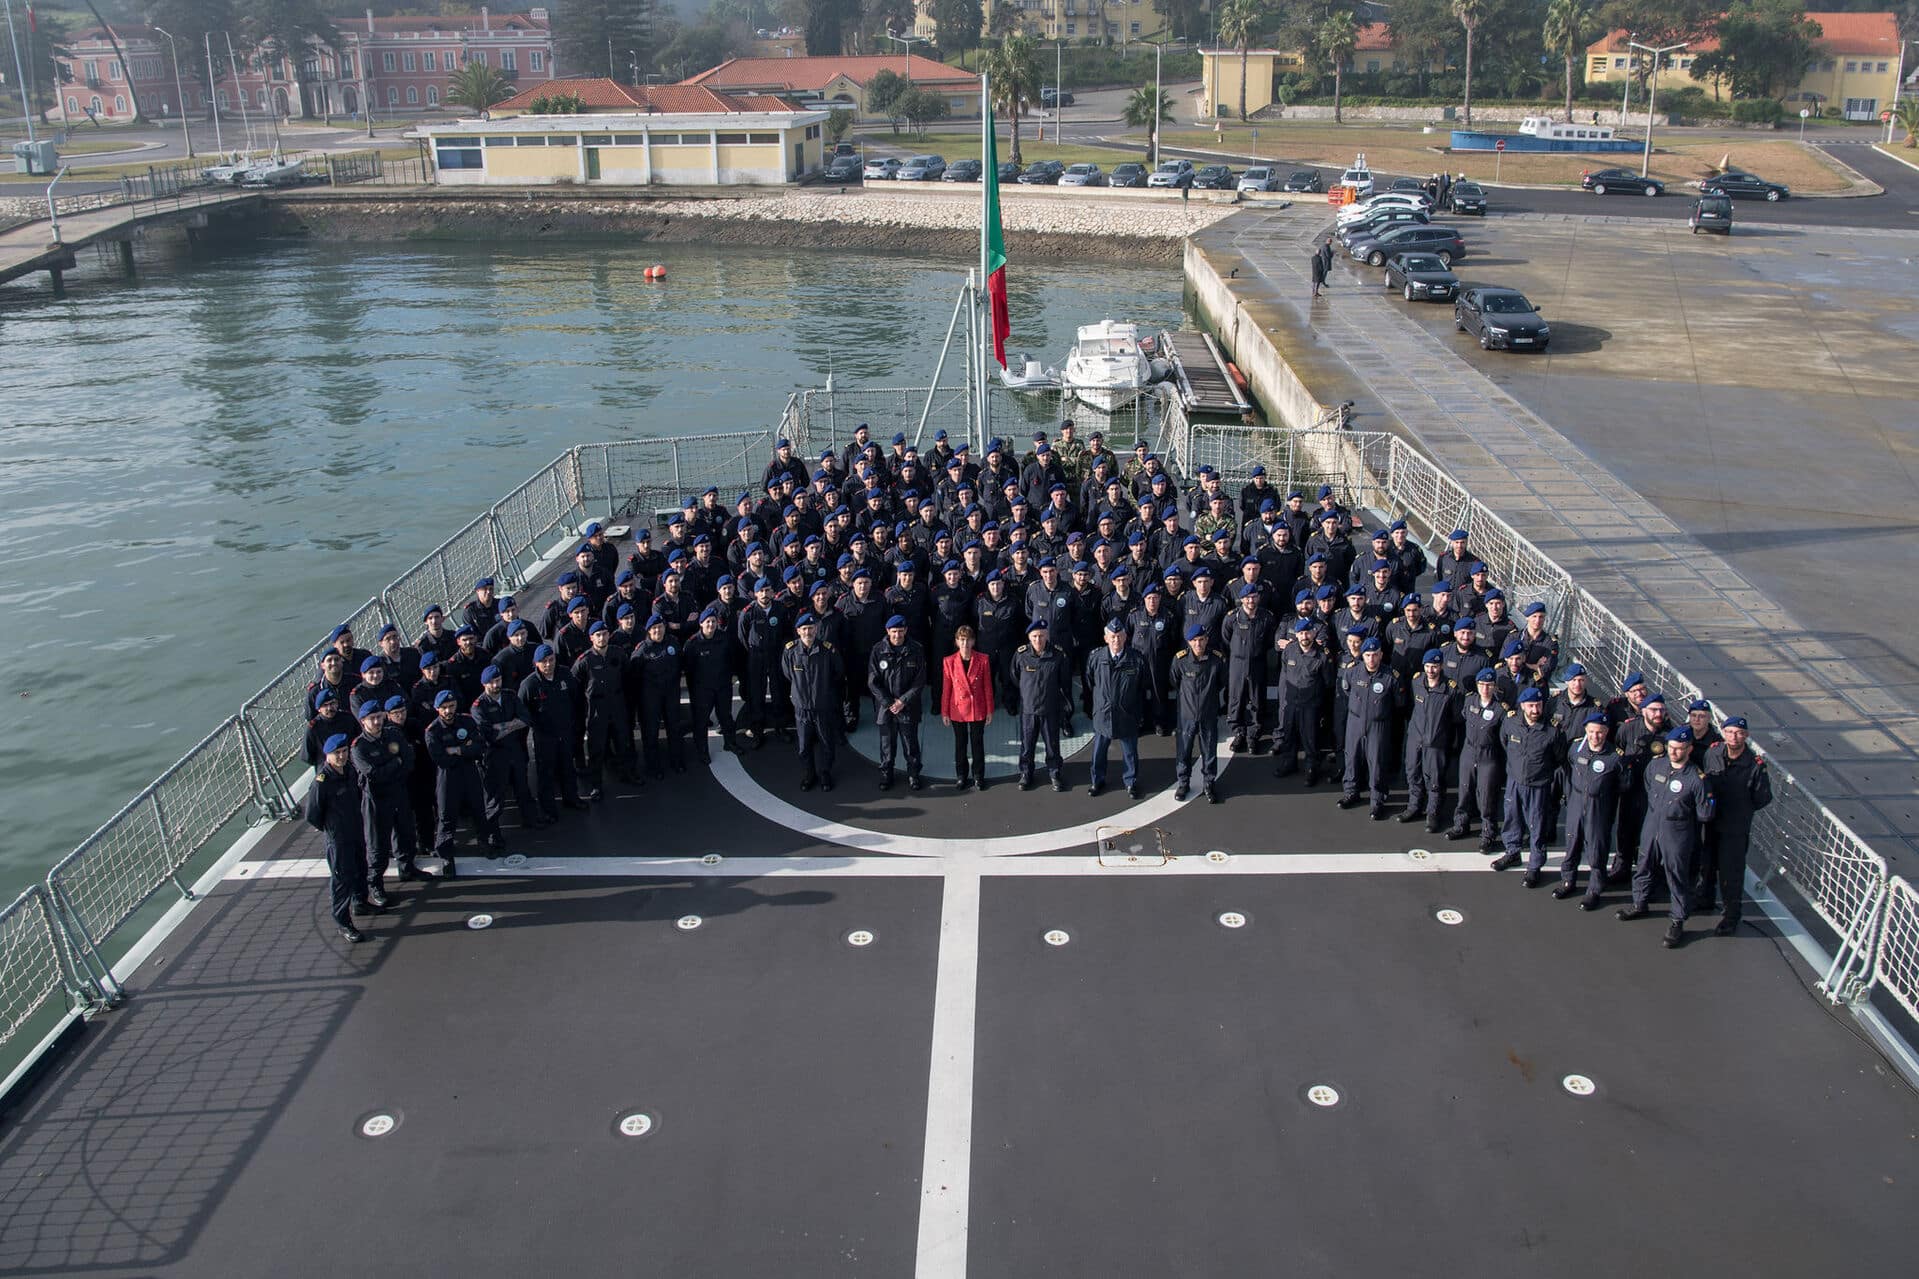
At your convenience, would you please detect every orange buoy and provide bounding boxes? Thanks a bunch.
[1225,361,1249,391]
[645,264,667,280]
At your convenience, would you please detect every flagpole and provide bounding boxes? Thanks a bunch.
[978,71,991,450]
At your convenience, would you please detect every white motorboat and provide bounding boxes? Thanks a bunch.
[1060,321,1166,413]
[999,355,1061,392]
[202,154,254,185]
[239,156,307,187]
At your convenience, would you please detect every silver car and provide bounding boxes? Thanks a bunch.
[862,157,901,180]
[1146,159,1194,188]
[1059,163,1105,187]
[1237,166,1280,193]
[897,154,947,181]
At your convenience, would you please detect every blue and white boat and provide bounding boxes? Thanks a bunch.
[1451,115,1643,153]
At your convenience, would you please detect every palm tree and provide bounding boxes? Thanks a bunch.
[1541,0,1589,124]
[1895,98,1919,148]
[1318,11,1359,125]
[1121,85,1174,128]
[1452,0,1485,128]
[1217,0,1266,123]
[984,33,1043,164]
[448,61,513,112]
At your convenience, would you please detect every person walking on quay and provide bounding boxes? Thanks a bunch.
[940,625,995,791]
[1310,244,1328,300]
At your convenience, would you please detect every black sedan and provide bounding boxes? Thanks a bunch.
[1191,164,1236,189]
[1109,162,1148,188]
[1383,252,1460,302]
[1017,160,1066,185]
[997,160,1023,182]
[822,156,863,183]
[1454,286,1550,351]
[1700,169,1789,201]
[941,158,982,182]
[1581,167,1663,196]
[1282,169,1323,192]
[1334,206,1429,247]
[1448,181,1487,214]
[1349,224,1466,266]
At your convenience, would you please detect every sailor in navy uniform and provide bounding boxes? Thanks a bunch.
[782,612,843,791]
[1619,726,1716,948]
[349,700,419,905]
[1399,649,1459,831]
[425,689,499,877]
[868,614,928,791]
[1555,712,1624,907]
[1336,638,1402,818]
[1698,715,1773,933]
[1170,623,1226,803]
[1014,618,1072,791]
[1491,687,1560,882]
[304,732,371,942]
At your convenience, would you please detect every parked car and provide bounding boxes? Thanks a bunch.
[1448,181,1487,215]
[942,158,983,182]
[1191,164,1236,189]
[1582,167,1663,196]
[1040,87,1075,107]
[1109,162,1149,188]
[1700,169,1789,201]
[1237,166,1281,193]
[1688,191,1734,234]
[1335,206,1430,246]
[1337,165,1376,199]
[1017,160,1066,185]
[1389,176,1428,194]
[1058,162,1105,187]
[997,160,1024,182]
[1455,286,1550,351]
[830,142,858,159]
[1281,169,1323,193]
[1146,159,1196,188]
[1349,223,1466,266]
[1383,252,1461,302]
[823,156,864,183]
[863,156,901,180]
[1337,193,1430,224]
[898,154,947,181]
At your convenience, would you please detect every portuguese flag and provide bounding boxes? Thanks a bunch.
[982,95,1010,369]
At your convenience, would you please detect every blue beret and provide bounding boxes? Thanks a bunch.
[1295,589,1313,603]
[796,612,818,627]
[1723,715,1748,730]
[359,656,382,674]
[1583,711,1607,726]
[836,552,855,568]
[1422,648,1445,664]
[534,644,556,661]
[782,565,803,581]
[1142,582,1162,597]
[433,690,458,707]
[567,597,591,613]
[1237,582,1259,598]
[613,603,635,619]
[575,543,594,556]
[1027,618,1050,632]
[692,534,712,546]
[1192,567,1214,580]
[1184,623,1207,640]
[985,569,1002,583]
[1038,556,1057,569]
[1403,592,1422,605]
[556,571,581,587]
[1371,558,1392,572]
[641,614,664,629]
[327,624,351,643]
[1104,618,1127,634]
[322,733,351,754]
[1622,671,1646,691]
[1072,560,1092,574]
[587,621,607,636]
[421,604,443,620]
[481,665,502,683]
[1645,692,1667,706]
[777,437,791,448]
[1261,498,1277,512]
[1306,553,1327,565]
[894,560,915,574]
[1164,564,1187,578]
[1687,698,1712,713]
[1476,667,1498,682]
[852,568,872,580]
[1517,687,1543,703]
[1345,583,1366,597]
[455,624,478,638]
[357,700,385,719]
[1127,531,1146,546]
[1449,528,1469,541]
[667,511,686,525]
[1452,616,1474,630]
[1372,530,1390,542]
[1667,726,1693,743]
[634,526,651,540]
[1563,663,1586,678]
[313,689,337,711]
[1501,638,1526,657]
[955,442,969,454]
[1523,602,1546,617]
[892,432,907,445]
[1249,464,1266,476]
[1319,509,1341,523]
[418,652,440,669]
[378,623,398,639]
[700,606,722,621]
[1483,588,1504,602]
[1391,519,1407,531]
[885,614,908,629]
[738,492,754,506]
[508,619,529,636]
[1319,484,1336,498]
[1315,585,1338,600]
[1294,618,1313,631]
[716,574,735,588]
[384,695,408,712]
[1361,637,1382,652]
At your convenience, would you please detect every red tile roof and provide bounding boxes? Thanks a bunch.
[1586,11,1899,56]
[682,54,971,91]
[492,77,801,115]
[1356,22,1394,52]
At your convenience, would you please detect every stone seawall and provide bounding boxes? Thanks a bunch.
[265,189,1240,266]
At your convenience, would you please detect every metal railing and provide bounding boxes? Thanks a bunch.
[786,385,1173,462]
[2,408,1913,1095]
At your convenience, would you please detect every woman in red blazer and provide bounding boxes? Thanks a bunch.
[940,625,995,790]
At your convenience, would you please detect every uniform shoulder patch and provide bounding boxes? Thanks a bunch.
[784,640,796,649]
[1016,644,1029,654]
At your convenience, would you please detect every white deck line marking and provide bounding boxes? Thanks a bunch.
[228,851,1498,881]
[708,745,1235,858]
[914,865,980,1279]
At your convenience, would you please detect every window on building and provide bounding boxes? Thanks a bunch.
[515,135,546,145]
[427,85,440,105]
[582,133,611,144]
[342,54,354,77]
[1066,21,1076,34]
[1365,60,1379,73]
[748,132,778,143]
[111,59,122,80]
[383,51,396,72]
[403,52,416,72]
[531,50,544,71]
[259,88,269,109]
[1130,21,1140,35]
[89,94,102,113]
[218,89,229,108]
[716,132,749,143]
[83,59,96,81]
[1845,61,1857,72]
[502,49,516,70]
[114,94,125,112]
[486,136,515,145]
[424,51,437,71]
[436,137,483,168]
[1878,62,1889,73]
[804,123,821,138]
[473,51,488,66]
[66,95,77,112]
[614,134,645,143]
[1614,56,1626,68]
[406,85,418,103]
[387,85,399,105]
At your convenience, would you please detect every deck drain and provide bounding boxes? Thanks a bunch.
[616,1112,655,1137]
[1217,911,1248,929]
[846,929,875,947]
[700,852,724,866]
[676,914,703,931]
[502,853,528,868]
[1303,1084,1342,1108]
[466,914,494,930]
[1562,1074,1597,1097]
[358,1112,399,1138]
[1206,850,1230,864]
[1042,928,1071,947]
[1407,848,1433,862]
[1434,908,1464,926]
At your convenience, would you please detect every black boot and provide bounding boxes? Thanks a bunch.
[1663,920,1685,949]
[1490,851,1519,872]
[878,769,894,791]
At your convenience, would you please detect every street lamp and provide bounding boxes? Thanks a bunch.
[152,25,195,158]
[1617,31,1635,126]
[1629,39,1685,178]
[1890,38,1914,144]
[3,0,37,144]
[1152,40,1189,169]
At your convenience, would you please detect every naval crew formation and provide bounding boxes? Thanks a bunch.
[302,421,1772,951]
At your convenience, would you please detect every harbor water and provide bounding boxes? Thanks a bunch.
[0,236,1185,900]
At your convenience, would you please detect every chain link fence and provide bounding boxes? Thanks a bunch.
[491,453,586,580]
[241,597,393,797]
[382,513,505,634]
[0,888,89,1049]
[789,385,1171,464]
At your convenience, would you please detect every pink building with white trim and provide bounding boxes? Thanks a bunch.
[52,8,556,123]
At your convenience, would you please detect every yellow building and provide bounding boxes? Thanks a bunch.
[419,109,829,187]
[1584,12,1904,121]
[1198,49,1300,119]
